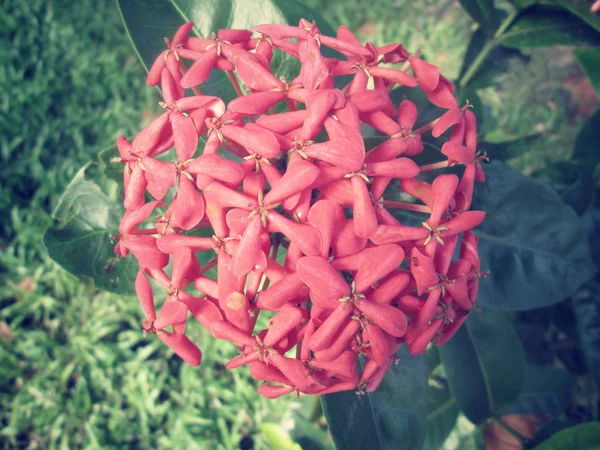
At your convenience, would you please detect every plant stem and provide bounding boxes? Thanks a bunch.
[414,117,441,135]
[200,258,218,275]
[490,416,532,447]
[311,396,323,422]
[382,200,431,214]
[459,10,519,88]
[227,70,245,97]
[419,161,449,172]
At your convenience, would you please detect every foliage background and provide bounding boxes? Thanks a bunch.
[1,0,598,449]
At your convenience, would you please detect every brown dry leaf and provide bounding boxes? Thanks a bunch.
[483,414,542,450]
[17,276,34,292]
[0,321,13,343]
[563,71,599,117]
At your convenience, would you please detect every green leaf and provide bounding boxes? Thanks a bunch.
[458,0,496,32]
[496,364,575,415]
[43,161,137,296]
[531,420,569,447]
[575,48,600,100]
[458,27,527,89]
[507,0,538,8]
[572,110,600,179]
[439,310,526,425]
[481,131,542,161]
[554,0,600,33]
[560,170,597,217]
[501,5,600,48]
[573,280,600,390]
[423,378,459,450]
[260,424,303,450]
[531,422,600,450]
[427,346,442,372]
[322,348,428,450]
[472,161,595,310]
[116,0,336,103]
[459,28,489,85]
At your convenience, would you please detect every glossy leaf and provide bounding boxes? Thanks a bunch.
[496,364,575,416]
[472,161,595,310]
[458,0,495,33]
[322,347,428,450]
[553,0,600,33]
[440,310,526,425]
[572,111,600,184]
[116,0,335,103]
[573,280,600,391]
[531,422,600,450]
[507,0,538,8]
[530,420,569,448]
[423,378,459,450]
[458,27,526,89]
[427,346,442,372]
[501,6,600,48]
[43,161,138,295]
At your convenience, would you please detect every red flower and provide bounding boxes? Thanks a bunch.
[114,17,488,398]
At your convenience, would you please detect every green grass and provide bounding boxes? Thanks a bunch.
[0,0,593,448]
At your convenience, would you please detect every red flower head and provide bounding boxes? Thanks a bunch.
[116,18,487,398]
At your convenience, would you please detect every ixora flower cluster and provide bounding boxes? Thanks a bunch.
[114,20,487,398]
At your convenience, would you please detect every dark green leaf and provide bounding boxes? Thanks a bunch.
[507,0,538,8]
[496,364,575,415]
[472,161,595,310]
[440,310,526,425]
[481,131,542,161]
[560,171,597,217]
[554,0,600,33]
[501,5,600,48]
[581,205,600,268]
[322,348,428,450]
[43,161,137,295]
[573,280,600,390]
[458,27,527,89]
[363,136,387,152]
[572,110,600,170]
[423,378,459,450]
[533,160,581,194]
[116,0,335,103]
[427,346,441,372]
[531,422,600,450]
[458,0,496,32]
[575,48,600,100]
[531,420,569,447]
[459,28,489,85]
